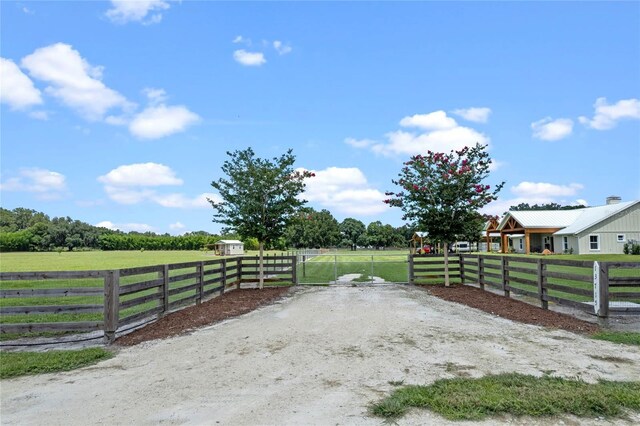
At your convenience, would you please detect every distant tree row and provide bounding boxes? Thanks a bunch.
[283,208,415,250]
[0,207,223,252]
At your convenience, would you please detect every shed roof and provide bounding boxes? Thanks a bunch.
[554,200,638,235]
[216,240,244,244]
[498,210,583,230]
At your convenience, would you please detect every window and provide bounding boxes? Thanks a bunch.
[617,234,625,243]
[589,235,600,251]
[563,236,568,251]
[519,239,523,250]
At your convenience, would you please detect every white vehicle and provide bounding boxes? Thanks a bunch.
[452,241,472,252]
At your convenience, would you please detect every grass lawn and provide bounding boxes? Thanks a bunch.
[0,348,113,379]
[371,373,640,421]
[592,331,640,346]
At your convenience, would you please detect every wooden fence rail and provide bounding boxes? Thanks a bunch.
[0,255,296,343]
[408,254,460,284]
[458,254,640,318]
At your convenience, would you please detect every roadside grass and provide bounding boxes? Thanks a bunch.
[592,331,640,346]
[0,348,113,379]
[371,373,640,421]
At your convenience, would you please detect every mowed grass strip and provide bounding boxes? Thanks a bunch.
[0,348,113,379]
[371,373,640,421]
[592,331,640,346]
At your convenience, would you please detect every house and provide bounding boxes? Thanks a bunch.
[215,240,244,256]
[496,197,640,254]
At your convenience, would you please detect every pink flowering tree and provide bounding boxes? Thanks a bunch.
[384,143,504,286]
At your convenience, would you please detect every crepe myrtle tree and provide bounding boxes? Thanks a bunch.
[385,143,504,286]
[209,148,314,289]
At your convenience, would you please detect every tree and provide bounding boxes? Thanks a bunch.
[339,218,366,251]
[285,208,340,248]
[209,148,313,288]
[509,202,586,211]
[385,143,504,286]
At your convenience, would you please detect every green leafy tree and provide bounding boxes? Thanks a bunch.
[385,143,504,286]
[285,208,340,248]
[509,202,586,212]
[339,218,366,251]
[209,148,313,288]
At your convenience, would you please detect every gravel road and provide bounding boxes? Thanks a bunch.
[2,285,640,425]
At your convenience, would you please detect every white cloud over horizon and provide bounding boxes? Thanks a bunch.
[105,0,170,25]
[273,40,292,55]
[233,50,266,67]
[531,117,574,141]
[98,163,183,187]
[579,97,640,130]
[300,167,388,215]
[0,168,67,200]
[95,220,155,233]
[481,181,586,215]
[0,57,43,110]
[452,107,491,123]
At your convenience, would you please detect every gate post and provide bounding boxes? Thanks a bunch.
[594,261,609,318]
[103,270,120,344]
[408,254,414,284]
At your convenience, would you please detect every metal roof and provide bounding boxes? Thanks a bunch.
[216,240,244,244]
[498,209,583,229]
[554,200,639,235]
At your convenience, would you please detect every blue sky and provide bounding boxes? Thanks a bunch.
[2,1,639,235]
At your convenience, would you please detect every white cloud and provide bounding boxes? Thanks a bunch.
[105,0,170,25]
[98,163,183,187]
[344,137,376,148]
[511,181,583,198]
[96,220,154,233]
[0,168,67,200]
[233,50,266,67]
[273,40,292,55]
[21,43,132,121]
[0,57,43,110]
[531,117,574,141]
[371,127,489,157]
[300,167,388,215]
[351,110,489,157]
[129,104,200,139]
[153,192,221,209]
[28,111,49,120]
[578,97,640,130]
[169,221,185,230]
[452,107,491,123]
[399,111,457,130]
[143,87,168,105]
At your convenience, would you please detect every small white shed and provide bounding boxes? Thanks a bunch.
[215,240,244,256]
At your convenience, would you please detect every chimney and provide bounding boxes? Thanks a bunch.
[606,196,621,205]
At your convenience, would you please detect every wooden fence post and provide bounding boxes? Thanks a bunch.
[537,259,548,309]
[197,261,204,304]
[237,257,243,289]
[459,254,465,284]
[162,264,169,315]
[291,255,297,285]
[596,262,610,318]
[220,258,227,295]
[501,256,510,297]
[478,255,485,290]
[408,254,414,284]
[103,270,120,344]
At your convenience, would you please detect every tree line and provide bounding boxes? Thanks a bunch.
[0,208,221,252]
[0,206,414,252]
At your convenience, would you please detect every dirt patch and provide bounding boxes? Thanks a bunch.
[423,284,598,334]
[116,287,290,346]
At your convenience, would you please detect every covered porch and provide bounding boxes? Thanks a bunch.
[499,216,561,254]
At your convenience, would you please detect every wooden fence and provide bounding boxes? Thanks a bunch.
[0,255,296,343]
[408,254,460,284]
[459,254,640,318]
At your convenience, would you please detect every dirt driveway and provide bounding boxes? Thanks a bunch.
[2,285,640,425]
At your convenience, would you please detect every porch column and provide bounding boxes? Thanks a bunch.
[501,233,508,253]
[486,232,490,252]
[525,231,531,255]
